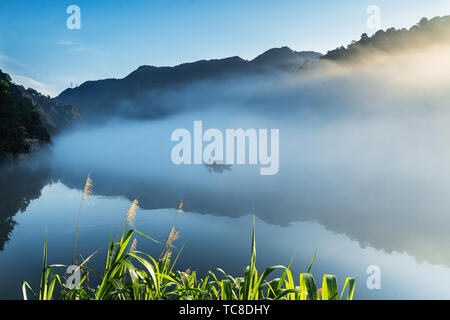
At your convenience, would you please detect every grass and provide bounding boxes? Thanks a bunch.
[22,176,356,300]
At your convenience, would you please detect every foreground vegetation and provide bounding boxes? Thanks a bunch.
[22,176,356,300]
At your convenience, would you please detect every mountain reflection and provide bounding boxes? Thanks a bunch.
[0,162,52,250]
[1,155,450,269]
[49,164,450,268]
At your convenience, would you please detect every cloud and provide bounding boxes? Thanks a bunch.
[10,74,55,97]
[0,53,32,72]
[57,41,104,55]
[57,41,80,46]
[0,52,56,95]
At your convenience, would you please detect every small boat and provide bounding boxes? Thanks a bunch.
[204,159,232,173]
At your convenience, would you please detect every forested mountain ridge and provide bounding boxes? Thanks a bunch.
[24,87,80,133]
[322,15,450,61]
[0,70,80,160]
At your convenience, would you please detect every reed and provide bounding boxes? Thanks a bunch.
[22,177,356,300]
[23,220,356,300]
[72,174,93,264]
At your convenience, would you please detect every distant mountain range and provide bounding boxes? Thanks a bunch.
[56,15,450,121]
[57,48,322,120]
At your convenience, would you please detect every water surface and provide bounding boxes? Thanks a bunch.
[2,109,450,299]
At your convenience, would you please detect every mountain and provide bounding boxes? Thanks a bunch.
[251,47,320,70]
[0,69,80,160]
[24,88,80,133]
[57,47,321,120]
[322,15,450,61]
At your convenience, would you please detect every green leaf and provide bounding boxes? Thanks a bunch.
[340,277,356,300]
[322,274,339,300]
[300,273,318,300]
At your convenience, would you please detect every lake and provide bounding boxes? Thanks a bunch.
[2,102,450,299]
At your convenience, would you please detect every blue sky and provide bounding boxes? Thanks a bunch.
[0,0,449,96]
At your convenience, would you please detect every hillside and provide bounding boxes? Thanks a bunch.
[0,70,80,160]
[24,88,80,133]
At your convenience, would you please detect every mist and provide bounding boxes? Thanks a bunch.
[32,42,450,268]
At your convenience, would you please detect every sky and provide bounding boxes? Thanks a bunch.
[0,0,449,97]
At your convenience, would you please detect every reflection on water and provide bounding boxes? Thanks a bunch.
[1,178,450,300]
[0,162,52,251]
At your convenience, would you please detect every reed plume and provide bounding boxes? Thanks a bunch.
[159,226,179,261]
[72,174,93,264]
[181,268,191,283]
[161,251,172,261]
[168,200,183,239]
[129,238,138,252]
[126,199,139,227]
[83,175,93,196]
[158,200,183,261]
[113,198,139,244]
